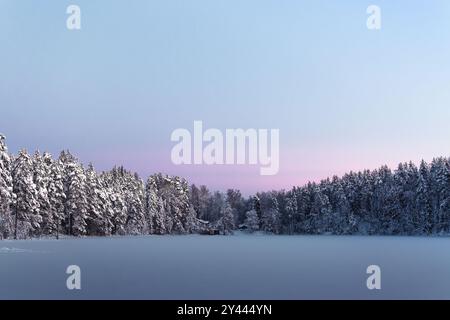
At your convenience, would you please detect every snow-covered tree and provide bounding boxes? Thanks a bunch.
[1,134,449,239]
[46,154,66,238]
[12,150,41,239]
[32,151,51,236]
[253,195,262,225]
[309,186,332,234]
[109,186,127,235]
[186,206,199,234]
[60,151,88,236]
[226,189,246,225]
[293,186,311,234]
[148,174,192,234]
[260,192,280,233]
[327,176,351,234]
[86,164,114,236]
[416,160,432,234]
[244,209,259,233]
[104,167,147,235]
[217,202,235,235]
[145,177,161,234]
[0,134,14,238]
[204,191,224,223]
[146,174,192,234]
[393,162,417,235]
[428,158,450,233]
[189,184,211,221]
[101,167,127,235]
[283,192,297,235]
[440,158,450,232]
[124,173,146,235]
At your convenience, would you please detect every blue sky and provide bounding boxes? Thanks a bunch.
[1,0,449,193]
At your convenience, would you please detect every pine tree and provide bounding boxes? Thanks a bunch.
[260,192,280,233]
[109,186,127,235]
[46,154,66,238]
[102,167,128,235]
[244,209,259,232]
[393,162,417,234]
[189,184,201,217]
[283,192,297,235]
[85,164,114,236]
[252,195,262,229]
[329,176,351,234]
[124,173,146,235]
[226,189,246,225]
[60,151,88,236]
[293,187,309,234]
[309,186,332,234]
[148,174,192,234]
[197,186,210,221]
[12,150,41,239]
[441,158,450,229]
[431,158,450,233]
[0,134,14,239]
[217,202,235,235]
[32,151,51,236]
[186,206,199,234]
[416,160,432,234]
[146,176,166,234]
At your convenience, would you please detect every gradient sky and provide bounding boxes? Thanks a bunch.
[1,0,449,194]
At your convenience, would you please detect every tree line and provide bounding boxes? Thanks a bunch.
[0,134,449,239]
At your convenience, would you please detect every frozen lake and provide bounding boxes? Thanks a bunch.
[1,234,450,299]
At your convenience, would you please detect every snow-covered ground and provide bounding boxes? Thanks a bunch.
[1,234,450,299]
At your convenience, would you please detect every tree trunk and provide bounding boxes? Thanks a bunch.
[14,207,18,240]
[68,211,72,236]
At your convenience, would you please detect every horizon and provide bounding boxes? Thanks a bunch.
[1,132,447,197]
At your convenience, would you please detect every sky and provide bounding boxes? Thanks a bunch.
[1,0,449,194]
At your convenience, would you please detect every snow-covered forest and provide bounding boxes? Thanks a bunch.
[0,134,449,239]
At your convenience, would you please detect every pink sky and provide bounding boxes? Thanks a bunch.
[86,143,447,195]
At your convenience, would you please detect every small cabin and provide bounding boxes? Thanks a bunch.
[199,228,220,235]
[196,219,220,235]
